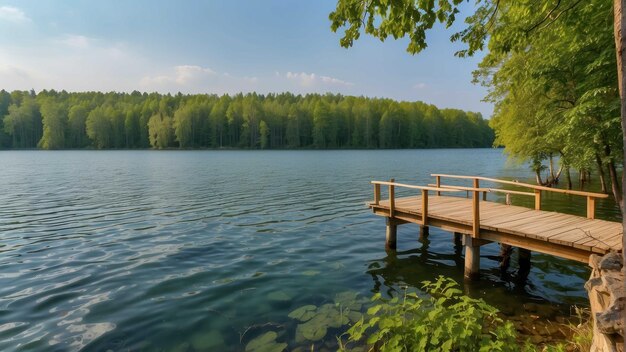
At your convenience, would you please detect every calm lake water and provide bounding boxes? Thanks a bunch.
[0,149,621,351]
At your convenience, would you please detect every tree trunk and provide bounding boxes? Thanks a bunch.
[608,160,623,209]
[613,0,626,280]
[565,167,572,190]
[548,154,555,181]
[596,153,608,193]
[554,164,563,183]
[535,169,544,186]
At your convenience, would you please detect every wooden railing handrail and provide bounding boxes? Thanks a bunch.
[487,188,535,197]
[371,180,465,193]
[428,184,536,197]
[431,174,609,199]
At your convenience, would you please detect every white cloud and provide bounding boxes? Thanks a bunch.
[285,71,353,87]
[140,65,216,86]
[0,6,30,23]
[413,83,427,89]
[58,35,91,49]
[0,34,146,92]
[140,65,259,94]
[174,65,215,84]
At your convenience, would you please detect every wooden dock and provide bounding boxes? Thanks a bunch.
[369,174,622,279]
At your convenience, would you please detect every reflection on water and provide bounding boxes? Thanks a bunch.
[0,149,619,351]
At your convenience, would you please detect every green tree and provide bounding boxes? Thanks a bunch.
[313,100,332,148]
[86,106,112,149]
[148,112,173,149]
[3,95,41,148]
[38,99,67,149]
[259,120,269,149]
[67,104,89,148]
[210,95,229,148]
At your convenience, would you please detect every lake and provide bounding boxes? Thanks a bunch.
[0,149,620,351]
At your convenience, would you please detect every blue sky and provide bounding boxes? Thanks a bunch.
[0,0,493,117]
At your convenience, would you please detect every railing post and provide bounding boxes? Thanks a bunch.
[421,189,429,226]
[534,190,541,210]
[389,178,395,218]
[374,183,381,205]
[587,196,595,219]
[472,179,480,238]
[435,175,441,196]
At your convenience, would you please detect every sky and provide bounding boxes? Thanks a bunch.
[0,0,493,117]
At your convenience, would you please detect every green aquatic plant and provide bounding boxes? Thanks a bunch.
[339,276,531,352]
[245,331,287,352]
[289,291,364,344]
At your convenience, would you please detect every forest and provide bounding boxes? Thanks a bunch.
[0,90,493,151]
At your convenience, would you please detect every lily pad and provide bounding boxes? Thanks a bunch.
[288,305,317,322]
[334,291,362,311]
[296,319,327,342]
[267,291,292,302]
[317,304,349,328]
[245,331,287,352]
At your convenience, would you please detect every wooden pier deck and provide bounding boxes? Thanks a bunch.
[369,174,622,279]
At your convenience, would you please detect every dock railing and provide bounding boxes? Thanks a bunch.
[431,174,609,219]
[371,179,487,238]
[371,174,609,241]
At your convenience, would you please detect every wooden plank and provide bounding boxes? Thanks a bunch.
[485,210,549,227]
[495,213,564,233]
[479,230,592,263]
[546,220,619,242]
[512,217,589,242]
[502,213,577,232]
[575,227,622,250]
[481,211,538,227]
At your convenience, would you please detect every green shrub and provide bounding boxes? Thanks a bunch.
[338,276,534,352]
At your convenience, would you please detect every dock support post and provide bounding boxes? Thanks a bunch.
[463,235,480,280]
[499,244,513,271]
[518,248,531,279]
[453,232,462,246]
[385,218,397,250]
[419,225,429,241]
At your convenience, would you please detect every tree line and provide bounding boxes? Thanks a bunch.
[0,90,494,150]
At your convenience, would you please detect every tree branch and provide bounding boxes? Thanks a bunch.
[525,0,561,34]
[486,0,501,32]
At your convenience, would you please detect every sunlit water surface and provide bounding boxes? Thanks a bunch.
[0,150,620,351]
